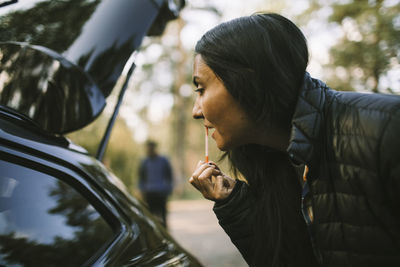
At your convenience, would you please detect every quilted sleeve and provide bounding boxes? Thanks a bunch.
[213,180,256,264]
[379,108,400,210]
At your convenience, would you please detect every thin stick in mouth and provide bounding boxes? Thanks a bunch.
[205,126,209,163]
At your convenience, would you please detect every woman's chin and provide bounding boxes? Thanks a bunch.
[215,141,226,151]
[216,139,249,151]
[214,135,235,151]
[215,140,231,151]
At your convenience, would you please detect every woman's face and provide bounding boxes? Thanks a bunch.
[192,55,258,151]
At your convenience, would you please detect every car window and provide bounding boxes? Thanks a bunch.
[0,160,115,266]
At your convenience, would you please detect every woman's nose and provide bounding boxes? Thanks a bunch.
[192,99,203,119]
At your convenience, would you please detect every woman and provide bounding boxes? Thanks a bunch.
[189,13,400,267]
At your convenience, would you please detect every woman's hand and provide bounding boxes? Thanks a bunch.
[189,161,236,201]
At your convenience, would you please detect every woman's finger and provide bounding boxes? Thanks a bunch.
[191,162,220,185]
[196,167,216,194]
[189,176,200,191]
[195,160,204,169]
[191,161,210,180]
[189,160,225,200]
[207,161,221,171]
[214,175,224,195]
[198,166,216,181]
[190,164,214,191]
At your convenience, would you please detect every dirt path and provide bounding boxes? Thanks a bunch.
[168,199,247,267]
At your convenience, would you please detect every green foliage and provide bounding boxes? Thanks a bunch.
[67,115,140,194]
[300,0,400,93]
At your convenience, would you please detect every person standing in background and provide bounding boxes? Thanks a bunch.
[139,140,173,228]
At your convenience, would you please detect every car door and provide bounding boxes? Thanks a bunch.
[0,155,125,266]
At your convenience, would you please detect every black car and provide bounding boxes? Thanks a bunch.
[0,0,202,266]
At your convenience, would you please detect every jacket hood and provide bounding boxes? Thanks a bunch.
[287,72,329,165]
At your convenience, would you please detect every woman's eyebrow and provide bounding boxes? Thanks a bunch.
[192,76,199,87]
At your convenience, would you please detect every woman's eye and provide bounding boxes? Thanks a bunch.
[195,88,204,95]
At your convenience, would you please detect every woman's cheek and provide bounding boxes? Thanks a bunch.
[212,129,229,151]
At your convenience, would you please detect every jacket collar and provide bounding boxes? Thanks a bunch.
[286,72,328,166]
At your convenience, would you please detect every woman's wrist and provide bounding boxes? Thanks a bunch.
[214,179,242,206]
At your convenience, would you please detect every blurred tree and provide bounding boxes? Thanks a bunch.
[105,118,140,191]
[67,115,140,193]
[169,17,193,196]
[300,0,400,93]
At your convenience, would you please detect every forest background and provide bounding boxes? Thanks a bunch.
[68,0,400,200]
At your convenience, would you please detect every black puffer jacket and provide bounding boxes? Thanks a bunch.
[214,73,400,266]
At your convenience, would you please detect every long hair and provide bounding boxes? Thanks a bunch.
[195,13,315,266]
